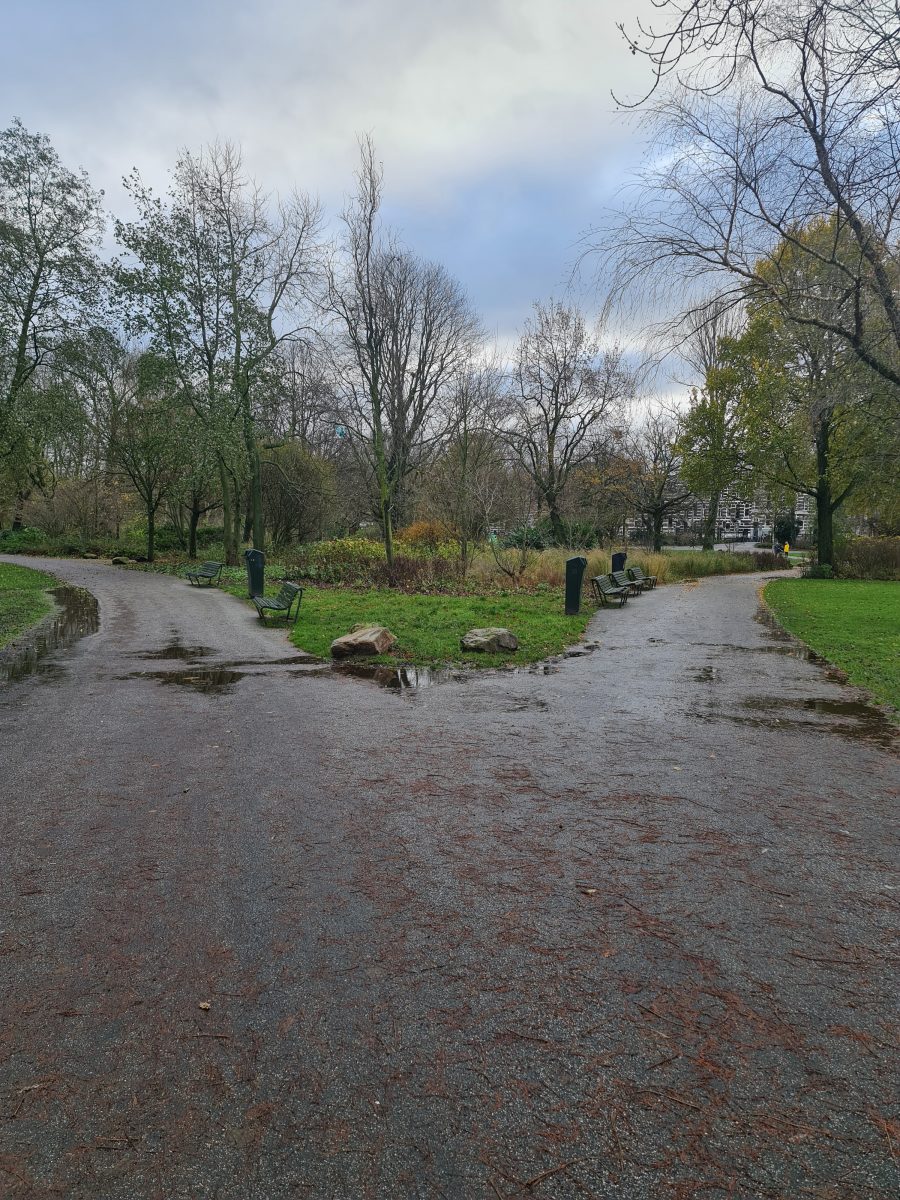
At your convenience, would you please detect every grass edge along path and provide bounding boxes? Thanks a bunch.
[231,583,596,668]
[0,562,58,651]
[764,578,900,714]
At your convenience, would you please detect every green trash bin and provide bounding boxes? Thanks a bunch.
[244,548,265,598]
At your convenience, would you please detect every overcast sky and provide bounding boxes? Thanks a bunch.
[2,0,661,349]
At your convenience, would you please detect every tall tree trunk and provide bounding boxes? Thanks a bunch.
[372,437,394,569]
[231,493,242,559]
[242,397,264,551]
[219,460,238,566]
[11,490,27,530]
[146,505,156,563]
[815,418,833,566]
[701,492,719,551]
[652,512,663,552]
[381,494,394,570]
[188,502,200,559]
[547,500,566,546]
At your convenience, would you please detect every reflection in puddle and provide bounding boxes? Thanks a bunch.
[216,654,323,668]
[124,667,245,694]
[703,695,897,747]
[753,604,830,662]
[332,662,470,689]
[138,645,323,668]
[0,586,99,683]
[139,641,214,661]
[693,666,722,682]
[505,697,550,712]
[330,659,562,691]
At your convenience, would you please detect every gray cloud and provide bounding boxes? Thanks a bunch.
[2,0,658,337]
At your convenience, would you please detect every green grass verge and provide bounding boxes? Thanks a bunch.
[764,579,900,712]
[0,562,58,650]
[230,583,595,668]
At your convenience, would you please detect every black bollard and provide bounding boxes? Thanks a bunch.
[565,555,588,615]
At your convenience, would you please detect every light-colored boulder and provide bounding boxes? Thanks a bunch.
[460,627,518,653]
[330,625,398,658]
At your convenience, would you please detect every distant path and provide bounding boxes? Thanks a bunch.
[1,556,897,1200]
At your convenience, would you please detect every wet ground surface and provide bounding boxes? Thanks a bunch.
[0,556,897,1200]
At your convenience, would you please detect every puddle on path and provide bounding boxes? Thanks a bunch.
[693,666,722,682]
[123,667,245,694]
[705,695,897,747]
[216,654,323,668]
[0,586,99,684]
[139,641,214,661]
[753,604,831,662]
[691,639,825,661]
[330,659,561,691]
[137,642,323,669]
[332,662,470,689]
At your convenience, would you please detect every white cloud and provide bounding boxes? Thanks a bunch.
[1,0,661,333]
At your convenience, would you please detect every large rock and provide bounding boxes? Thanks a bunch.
[330,625,398,658]
[460,627,518,653]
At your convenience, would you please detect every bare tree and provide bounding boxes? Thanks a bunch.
[260,340,336,452]
[603,1,900,388]
[629,408,691,551]
[423,362,507,574]
[505,300,631,544]
[326,137,480,569]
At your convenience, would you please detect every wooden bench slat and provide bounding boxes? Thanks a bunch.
[185,561,223,587]
[252,582,303,624]
[590,576,629,607]
[611,569,643,595]
[627,566,657,589]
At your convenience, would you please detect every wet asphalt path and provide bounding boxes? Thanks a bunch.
[0,557,897,1200]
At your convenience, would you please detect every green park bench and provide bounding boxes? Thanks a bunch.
[591,575,629,607]
[252,582,303,625]
[626,566,657,590]
[610,568,644,596]
[185,561,223,587]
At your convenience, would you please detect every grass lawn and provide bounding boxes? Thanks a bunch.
[235,584,596,668]
[764,579,900,713]
[0,562,58,650]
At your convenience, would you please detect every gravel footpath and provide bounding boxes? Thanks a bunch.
[0,556,897,1200]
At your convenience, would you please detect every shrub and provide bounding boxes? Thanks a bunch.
[0,526,47,553]
[196,524,224,548]
[750,550,787,571]
[834,536,900,581]
[369,553,460,592]
[283,536,462,590]
[287,537,386,584]
[395,520,448,552]
[503,526,546,551]
[467,545,779,589]
[555,520,599,549]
